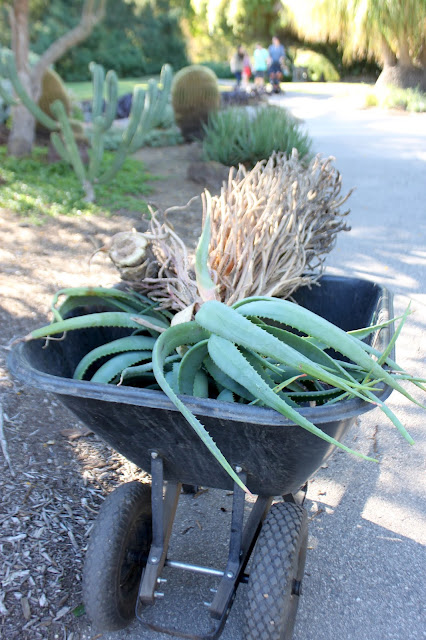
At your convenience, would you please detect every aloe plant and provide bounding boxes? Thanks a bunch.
[22,234,426,493]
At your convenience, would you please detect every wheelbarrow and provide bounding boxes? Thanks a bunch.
[7,275,394,640]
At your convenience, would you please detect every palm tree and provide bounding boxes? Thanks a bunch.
[282,0,426,90]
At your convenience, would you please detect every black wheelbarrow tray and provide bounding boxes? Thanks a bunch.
[7,275,394,640]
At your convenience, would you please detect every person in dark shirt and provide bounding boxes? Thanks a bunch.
[268,36,285,93]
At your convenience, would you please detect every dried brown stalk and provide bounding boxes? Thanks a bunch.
[208,150,351,305]
[108,151,351,311]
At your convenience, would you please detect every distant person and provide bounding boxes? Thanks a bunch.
[268,35,286,93]
[242,51,252,88]
[230,45,246,88]
[253,43,269,87]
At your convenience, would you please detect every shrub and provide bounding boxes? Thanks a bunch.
[202,106,311,167]
[200,61,233,79]
[29,0,188,81]
[364,86,426,112]
[364,92,378,107]
[94,125,183,151]
[293,49,340,82]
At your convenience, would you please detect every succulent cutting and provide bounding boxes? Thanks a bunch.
[22,194,425,493]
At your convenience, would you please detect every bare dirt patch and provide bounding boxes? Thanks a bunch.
[0,143,215,640]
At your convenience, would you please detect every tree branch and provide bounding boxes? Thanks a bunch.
[32,0,106,87]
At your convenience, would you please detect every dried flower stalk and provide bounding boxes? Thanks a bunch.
[209,150,351,305]
[108,150,351,311]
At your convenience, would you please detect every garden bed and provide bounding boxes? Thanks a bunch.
[0,143,211,639]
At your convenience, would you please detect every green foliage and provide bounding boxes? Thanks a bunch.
[202,105,311,167]
[28,0,188,81]
[200,61,233,79]
[293,49,340,82]
[172,65,220,140]
[0,146,152,220]
[283,0,426,68]
[366,86,426,112]
[94,125,183,151]
[25,282,424,492]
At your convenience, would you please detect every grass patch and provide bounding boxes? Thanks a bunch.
[365,86,426,112]
[66,77,158,101]
[0,146,152,222]
[203,105,311,167]
[66,76,232,102]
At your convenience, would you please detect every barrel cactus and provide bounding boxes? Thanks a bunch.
[171,65,220,141]
[37,69,71,125]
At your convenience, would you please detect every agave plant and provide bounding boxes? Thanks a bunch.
[22,206,426,493]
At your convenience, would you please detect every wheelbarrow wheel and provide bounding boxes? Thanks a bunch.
[82,481,152,632]
[244,501,308,640]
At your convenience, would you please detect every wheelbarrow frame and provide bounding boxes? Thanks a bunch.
[7,275,395,639]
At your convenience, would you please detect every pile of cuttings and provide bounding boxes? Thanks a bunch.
[106,150,352,311]
[19,150,426,492]
[22,280,425,493]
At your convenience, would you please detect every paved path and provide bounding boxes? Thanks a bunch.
[100,90,426,640]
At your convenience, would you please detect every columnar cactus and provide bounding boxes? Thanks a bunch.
[0,48,173,202]
[171,65,220,140]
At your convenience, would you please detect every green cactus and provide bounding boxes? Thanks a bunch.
[0,49,173,202]
[171,65,220,141]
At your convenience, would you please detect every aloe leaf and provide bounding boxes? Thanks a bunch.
[324,392,350,405]
[119,354,181,384]
[232,296,275,309]
[378,304,410,366]
[348,314,404,340]
[165,365,180,393]
[178,340,209,395]
[195,301,373,402]
[152,323,249,493]
[24,312,169,342]
[195,191,217,302]
[239,348,299,407]
[234,299,424,408]
[362,388,414,444]
[91,351,151,383]
[203,356,254,402]
[259,323,358,383]
[57,295,145,320]
[73,336,156,380]
[207,335,377,462]
[336,321,426,393]
[217,389,235,402]
[193,370,209,398]
[51,287,150,321]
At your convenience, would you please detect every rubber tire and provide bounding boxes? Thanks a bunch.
[82,481,152,632]
[182,484,199,494]
[243,501,308,640]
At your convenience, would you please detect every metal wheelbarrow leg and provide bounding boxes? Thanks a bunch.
[136,451,274,639]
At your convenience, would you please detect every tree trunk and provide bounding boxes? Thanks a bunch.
[376,34,426,92]
[376,64,426,92]
[7,0,35,157]
[380,35,397,67]
[7,0,106,157]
